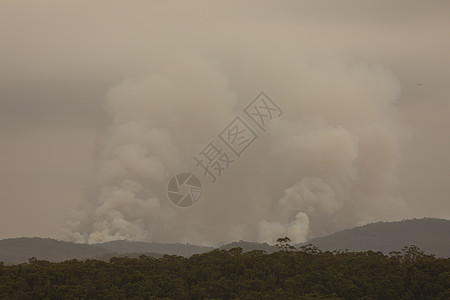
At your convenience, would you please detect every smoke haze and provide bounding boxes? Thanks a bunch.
[1,1,449,244]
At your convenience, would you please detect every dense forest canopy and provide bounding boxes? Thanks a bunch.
[0,245,449,299]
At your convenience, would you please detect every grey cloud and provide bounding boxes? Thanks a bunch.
[0,1,448,242]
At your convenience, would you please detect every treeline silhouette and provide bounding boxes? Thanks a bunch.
[0,245,448,299]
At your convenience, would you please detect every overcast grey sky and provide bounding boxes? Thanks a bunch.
[0,1,449,242]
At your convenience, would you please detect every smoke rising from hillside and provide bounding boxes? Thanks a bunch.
[59,2,408,245]
[61,58,406,245]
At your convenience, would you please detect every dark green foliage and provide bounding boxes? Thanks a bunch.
[276,237,297,251]
[0,246,448,299]
[220,241,278,254]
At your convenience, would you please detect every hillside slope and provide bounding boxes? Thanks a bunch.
[1,218,448,264]
[302,218,450,257]
[0,238,111,264]
[93,240,213,257]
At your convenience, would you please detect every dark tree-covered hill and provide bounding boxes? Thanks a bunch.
[302,218,450,257]
[0,245,449,299]
[0,218,448,264]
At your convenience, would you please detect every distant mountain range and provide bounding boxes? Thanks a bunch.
[219,241,278,253]
[97,240,213,256]
[302,218,450,257]
[0,238,214,265]
[0,238,109,264]
[0,218,448,264]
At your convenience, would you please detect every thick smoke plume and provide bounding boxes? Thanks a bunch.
[61,2,407,245]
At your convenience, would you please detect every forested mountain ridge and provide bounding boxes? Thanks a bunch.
[303,218,450,257]
[0,238,213,264]
[220,241,278,253]
[96,240,213,257]
[0,238,111,264]
[0,218,448,264]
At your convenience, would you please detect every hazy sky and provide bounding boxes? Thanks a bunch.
[0,1,449,242]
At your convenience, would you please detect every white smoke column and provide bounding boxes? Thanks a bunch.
[61,3,408,245]
[62,59,407,245]
[251,63,407,243]
[62,56,238,244]
[287,212,310,244]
